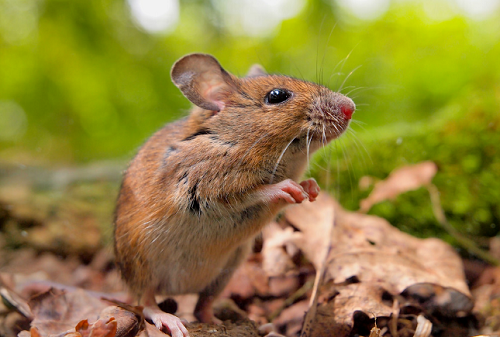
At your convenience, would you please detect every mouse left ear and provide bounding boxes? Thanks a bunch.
[246,64,267,77]
[171,53,236,112]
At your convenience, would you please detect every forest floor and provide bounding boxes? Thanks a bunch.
[0,162,499,337]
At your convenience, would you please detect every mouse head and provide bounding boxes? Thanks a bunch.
[171,53,355,162]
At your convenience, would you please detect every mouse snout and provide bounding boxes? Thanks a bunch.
[340,97,355,120]
[332,93,355,120]
[307,90,355,141]
[313,91,355,122]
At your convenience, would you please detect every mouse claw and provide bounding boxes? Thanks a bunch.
[300,178,320,201]
[144,307,190,337]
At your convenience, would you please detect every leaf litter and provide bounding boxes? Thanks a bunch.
[0,162,498,336]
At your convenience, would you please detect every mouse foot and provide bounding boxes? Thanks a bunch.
[194,294,222,324]
[143,306,190,337]
[195,309,222,325]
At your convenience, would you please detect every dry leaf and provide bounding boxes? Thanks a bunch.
[325,205,471,298]
[274,300,309,337]
[98,306,142,337]
[360,161,438,212]
[261,222,297,277]
[312,283,393,337]
[27,288,109,336]
[284,192,473,336]
[285,193,335,337]
[0,286,33,319]
[222,256,269,299]
[85,318,117,337]
[284,192,335,271]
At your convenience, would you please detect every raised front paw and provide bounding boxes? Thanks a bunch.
[261,179,309,205]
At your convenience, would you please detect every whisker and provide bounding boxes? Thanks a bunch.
[330,47,356,89]
[347,128,372,166]
[306,129,311,175]
[344,86,367,96]
[340,85,357,92]
[320,23,337,86]
[270,137,297,184]
[350,119,368,130]
[338,65,362,93]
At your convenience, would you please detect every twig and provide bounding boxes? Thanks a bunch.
[389,298,399,337]
[427,184,499,266]
[299,205,335,337]
[268,279,314,321]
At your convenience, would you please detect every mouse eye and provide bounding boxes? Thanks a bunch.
[265,88,291,104]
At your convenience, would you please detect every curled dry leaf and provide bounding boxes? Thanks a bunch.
[76,317,117,337]
[0,286,33,319]
[360,161,438,212]
[98,306,142,337]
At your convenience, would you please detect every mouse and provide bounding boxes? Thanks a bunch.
[114,53,355,337]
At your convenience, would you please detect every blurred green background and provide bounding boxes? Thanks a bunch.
[0,0,499,247]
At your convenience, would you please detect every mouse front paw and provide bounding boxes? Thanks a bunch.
[263,179,309,204]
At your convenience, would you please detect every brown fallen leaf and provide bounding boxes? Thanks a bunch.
[284,193,335,271]
[222,255,269,299]
[283,193,335,337]
[326,204,472,298]
[26,288,109,336]
[273,300,309,337]
[312,283,393,337]
[98,306,142,337]
[0,286,33,319]
[359,161,438,212]
[283,192,473,336]
[261,222,297,277]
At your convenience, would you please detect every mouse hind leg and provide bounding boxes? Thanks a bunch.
[194,240,253,323]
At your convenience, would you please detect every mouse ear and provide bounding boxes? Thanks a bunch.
[246,64,267,77]
[171,54,236,112]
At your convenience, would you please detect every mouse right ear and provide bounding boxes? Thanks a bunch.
[246,64,267,77]
[171,54,236,112]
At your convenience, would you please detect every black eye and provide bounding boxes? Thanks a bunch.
[265,89,291,104]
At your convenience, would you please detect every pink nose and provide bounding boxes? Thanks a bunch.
[341,104,354,120]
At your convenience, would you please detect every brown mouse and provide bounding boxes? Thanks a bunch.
[114,53,355,337]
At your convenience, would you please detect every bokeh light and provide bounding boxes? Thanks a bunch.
[127,0,180,33]
[211,0,306,36]
[335,0,390,20]
[455,0,500,19]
